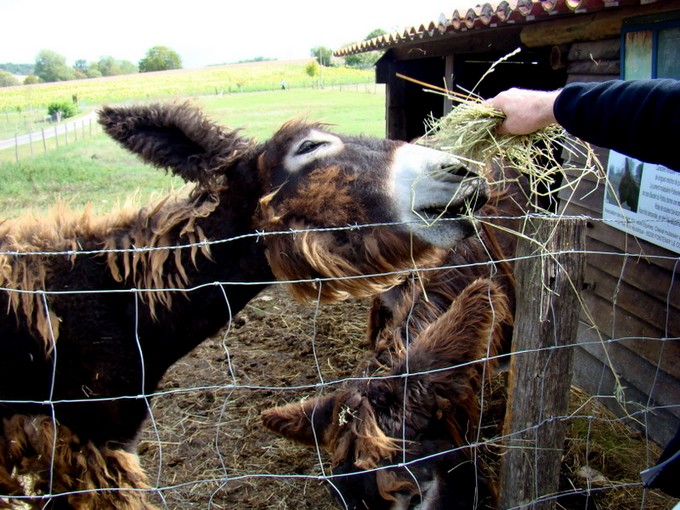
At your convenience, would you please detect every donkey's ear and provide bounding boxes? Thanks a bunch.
[98,102,256,184]
[397,279,511,384]
[261,394,337,448]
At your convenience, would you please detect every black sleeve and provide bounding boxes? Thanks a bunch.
[553,79,680,170]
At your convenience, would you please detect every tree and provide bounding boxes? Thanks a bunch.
[97,56,121,76]
[47,101,77,119]
[0,71,19,87]
[74,59,88,73]
[344,29,386,69]
[34,49,75,82]
[305,60,320,78]
[0,63,33,75]
[311,46,333,67]
[86,67,103,79]
[365,28,387,39]
[94,57,138,76]
[139,46,182,73]
[73,60,88,80]
[118,60,138,74]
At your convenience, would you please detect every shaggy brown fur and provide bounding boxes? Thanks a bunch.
[261,224,443,303]
[255,120,455,303]
[0,416,154,510]
[366,163,529,364]
[2,102,489,509]
[263,279,511,507]
[262,163,536,509]
[0,192,216,348]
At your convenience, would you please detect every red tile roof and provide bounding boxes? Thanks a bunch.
[335,0,658,55]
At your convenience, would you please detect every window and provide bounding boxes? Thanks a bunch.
[622,13,680,79]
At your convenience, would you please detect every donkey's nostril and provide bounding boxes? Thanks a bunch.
[439,162,475,181]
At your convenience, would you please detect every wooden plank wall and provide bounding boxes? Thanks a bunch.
[558,38,680,446]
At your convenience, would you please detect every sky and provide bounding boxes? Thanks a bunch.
[1,0,474,69]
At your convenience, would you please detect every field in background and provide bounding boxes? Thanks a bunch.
[0,86,385,217]
[0,60,374,139]
[0,59,373,110]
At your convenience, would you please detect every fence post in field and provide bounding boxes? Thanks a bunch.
[74,121,78,142]
[41,128,47,153]
[65,123,69,145]
[29,131,34,157]
[54,125,59,148]
[498,216,586,509]
[14,134,19,162]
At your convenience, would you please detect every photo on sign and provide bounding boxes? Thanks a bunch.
[603,151,680,254]
[605,155,643,213]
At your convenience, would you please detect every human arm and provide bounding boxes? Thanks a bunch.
[553,79,680,169]
[489,79,680,170]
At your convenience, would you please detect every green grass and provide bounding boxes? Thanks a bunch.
[200,85,385,139]
[0,134,183,215]
[0,86,385,217]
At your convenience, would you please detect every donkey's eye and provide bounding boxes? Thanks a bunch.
[296,140,325,155]
[408,493,423,509]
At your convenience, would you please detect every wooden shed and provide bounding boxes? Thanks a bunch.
[337,0,680,447]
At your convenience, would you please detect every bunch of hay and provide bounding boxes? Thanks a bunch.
[406,74,604,213]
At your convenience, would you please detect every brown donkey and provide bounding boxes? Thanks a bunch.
[262,279,511,510]
[262,164,533,510]
[0,102,487,509]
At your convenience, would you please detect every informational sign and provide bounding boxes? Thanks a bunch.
[602,151,680,254]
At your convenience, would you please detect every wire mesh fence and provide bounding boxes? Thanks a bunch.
[0,212,677,509]
[0,98,677,509]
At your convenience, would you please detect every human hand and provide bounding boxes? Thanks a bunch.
[487,88,560,135]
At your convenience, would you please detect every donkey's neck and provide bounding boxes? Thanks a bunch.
[121,185,275,378]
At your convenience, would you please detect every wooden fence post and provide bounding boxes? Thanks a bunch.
[499,216,586,509]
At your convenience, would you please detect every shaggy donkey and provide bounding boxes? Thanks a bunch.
[262,279,510,510]
[0,102,487,509]
[262,164,533,510]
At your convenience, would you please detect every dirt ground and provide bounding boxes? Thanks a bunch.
[138,285,368,509]
[138,284,676,510]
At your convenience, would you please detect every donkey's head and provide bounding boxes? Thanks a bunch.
[256,121,489,302]
[263,279,510,509]
[99,102,488,303]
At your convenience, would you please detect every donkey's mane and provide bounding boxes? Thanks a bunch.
[0,188,217,347]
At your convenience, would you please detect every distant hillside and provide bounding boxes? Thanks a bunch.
[0,60,374,112]
[0,63,34,75]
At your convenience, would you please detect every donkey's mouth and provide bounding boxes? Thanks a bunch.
[417,179,489,221]
[417,204,468,220]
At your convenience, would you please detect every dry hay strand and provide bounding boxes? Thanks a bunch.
[562,386,675,510]
[401,71,605,216]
